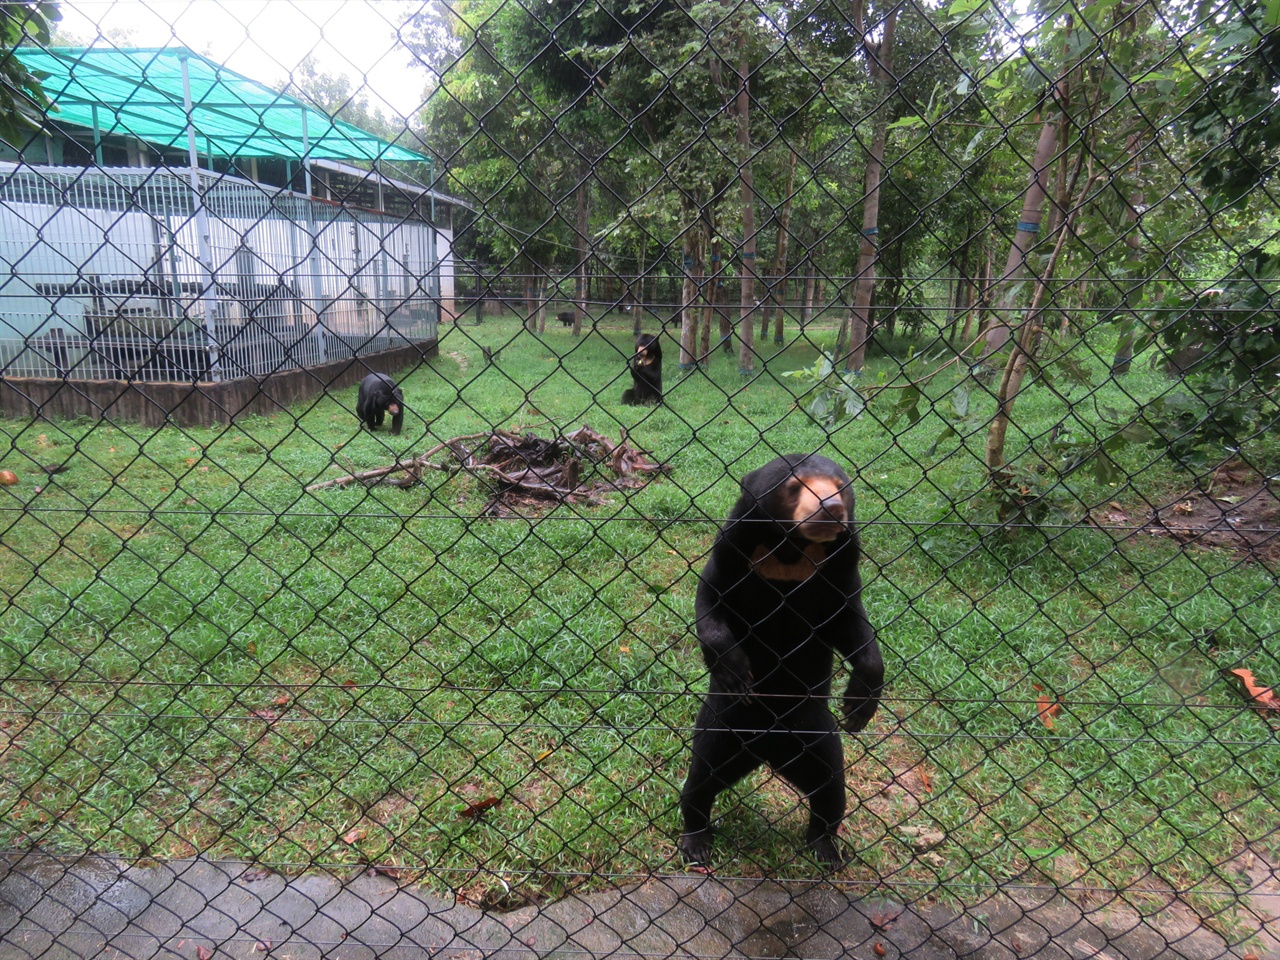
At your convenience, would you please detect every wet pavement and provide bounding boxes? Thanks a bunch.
[0,854,1273,960]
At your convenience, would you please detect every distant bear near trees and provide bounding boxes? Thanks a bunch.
[621,333,663,405]
[356,372,404,435]
[679,453,882,868]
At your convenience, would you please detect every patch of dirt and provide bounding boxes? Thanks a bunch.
[1096,463,1280,563]
[446,349,469,374]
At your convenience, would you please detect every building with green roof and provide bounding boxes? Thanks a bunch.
[0,45,464,419]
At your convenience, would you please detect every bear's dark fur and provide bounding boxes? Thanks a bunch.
[621,333,663,405]
[679,453,882,867]
[356,373,404,435]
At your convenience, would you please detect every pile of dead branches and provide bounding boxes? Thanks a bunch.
[306,424,671,509]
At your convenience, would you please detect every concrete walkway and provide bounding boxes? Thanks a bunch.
[0,854,1273,960]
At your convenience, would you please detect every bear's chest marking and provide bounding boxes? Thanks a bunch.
[750,542,827,582]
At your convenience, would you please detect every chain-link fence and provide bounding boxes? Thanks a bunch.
[2,0,1278,958]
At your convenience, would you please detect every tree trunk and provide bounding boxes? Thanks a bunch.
[573,178,588,337]
[736,56,757,374]
[708,239,731,351]
[842,5,896,373]
[801,257,815,327]
[632,246,645,337]
[986,214,1073,476]
[701,232,721,362]
[979,110,1060,362]
[524,269,537,332]
[768,148,800,345]
[680,223,704,369]
[1112,132,1145,374]
[680,254,697,368]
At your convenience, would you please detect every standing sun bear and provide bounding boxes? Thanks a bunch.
[680,453,883,868]
[621,334,663,405]
[356,372,404,435]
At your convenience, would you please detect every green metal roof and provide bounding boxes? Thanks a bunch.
[16,46,429,163]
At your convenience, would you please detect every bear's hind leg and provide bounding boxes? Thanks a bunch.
[680,715,762,864]
[771,726,847,866]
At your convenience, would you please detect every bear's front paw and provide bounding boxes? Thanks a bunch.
[711,650,754,697]
[840,694,878,733]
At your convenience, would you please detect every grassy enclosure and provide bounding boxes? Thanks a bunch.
[1,307,1277,916]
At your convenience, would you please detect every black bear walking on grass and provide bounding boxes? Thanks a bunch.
[356,373,404,435]
[621,334,663,405]
[679,453,882,868]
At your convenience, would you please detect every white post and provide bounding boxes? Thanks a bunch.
[301,109,327,363]
[179,52,221,382]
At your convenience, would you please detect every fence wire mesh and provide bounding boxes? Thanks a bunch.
[1,0,1279,958]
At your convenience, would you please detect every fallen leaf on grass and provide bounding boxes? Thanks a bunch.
[688,864,714,876]
[249,709,279,723]
[900,826,945,850]
[458,797,501,819]
[1228,669,1280,710]
[1172,500,1196,515]
[342,828,366,844]
[1033,683,1062,729]
[919,767,933,793]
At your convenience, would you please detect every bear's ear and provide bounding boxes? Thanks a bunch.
[739,461,791,507]
[738,463,767,499]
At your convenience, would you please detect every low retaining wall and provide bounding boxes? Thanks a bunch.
[0,339,437,427]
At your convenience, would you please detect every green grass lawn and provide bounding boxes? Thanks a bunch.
[1,309,1277,921]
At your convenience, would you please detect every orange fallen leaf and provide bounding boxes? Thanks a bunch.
[1228,669,1280,710]
[342,828,366,844]
[874,943,887,957]
[458,796,501,819]
[869,906,902,930]
[535,748,555,762]
[919,767,933,793]
[1036,690,1062,729]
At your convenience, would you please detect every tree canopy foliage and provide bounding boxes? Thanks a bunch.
[417,0,1280,485]
[0,1,59,143]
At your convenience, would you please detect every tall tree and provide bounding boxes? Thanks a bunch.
[842,0,898,373]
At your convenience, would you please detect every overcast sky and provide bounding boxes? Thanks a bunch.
[56,0,434,118]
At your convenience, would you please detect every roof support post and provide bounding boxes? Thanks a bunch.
[375,160,390,328]
[90,104,104,165]
[427,156,439,333]
[179,52,222,382]
[301,109,328,364]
